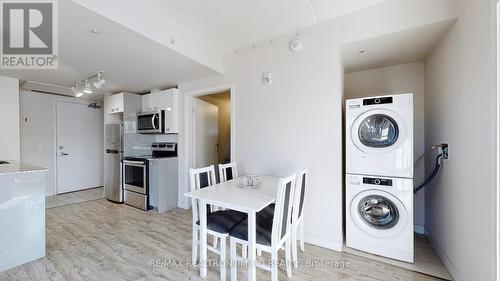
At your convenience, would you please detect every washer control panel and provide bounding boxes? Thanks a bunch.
[363,96,393,106]
[363,177,393,186]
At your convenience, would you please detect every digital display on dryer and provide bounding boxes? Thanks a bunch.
[363,177,393,186]
[363,97,393,105]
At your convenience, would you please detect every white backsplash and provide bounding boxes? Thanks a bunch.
[123,115,178,156]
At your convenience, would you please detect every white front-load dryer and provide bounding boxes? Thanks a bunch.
[346,94,414,178]
[346,174,414,263]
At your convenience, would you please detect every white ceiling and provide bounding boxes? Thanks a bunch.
[0,0,218,97]
[311,0,386,21]
[341,18,456,73]
[166,0,386,50]
[0,0,456,97]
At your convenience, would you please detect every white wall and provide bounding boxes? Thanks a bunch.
[180,23,345,250]
[0,76,20,161]
[20,91,103,196]
[344,62,426,233]
[424,0,496,280]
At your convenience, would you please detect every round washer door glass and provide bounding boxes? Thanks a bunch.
[358,195,399,229]
[358,114,399,148]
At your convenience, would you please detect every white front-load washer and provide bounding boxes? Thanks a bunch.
[346,174,414,263]
[346,94,414,178]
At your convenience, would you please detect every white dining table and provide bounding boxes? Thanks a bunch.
[184,175,280,281]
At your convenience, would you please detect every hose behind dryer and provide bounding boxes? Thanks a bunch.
[413,144,448,194]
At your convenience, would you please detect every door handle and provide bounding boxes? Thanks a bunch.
[58,152,69,156]
[151,115,157,130]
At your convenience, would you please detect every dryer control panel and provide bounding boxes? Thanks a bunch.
[363,97,393,106]
[363,177,393,186]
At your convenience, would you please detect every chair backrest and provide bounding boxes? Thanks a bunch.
[189,165,217,222]
[292,168,308,224]
[272,174,296,245]
[218,163,238,182]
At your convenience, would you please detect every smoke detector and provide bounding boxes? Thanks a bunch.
[289,39,303,52]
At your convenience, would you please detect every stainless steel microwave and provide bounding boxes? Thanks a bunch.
[137,110,165,134]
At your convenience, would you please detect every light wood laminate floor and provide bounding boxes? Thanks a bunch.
[1,199,447,281]
[343,235,452,280]
[45,187,104,209]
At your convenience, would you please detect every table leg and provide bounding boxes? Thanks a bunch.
[247,211,256,281]
[199,200,208,277]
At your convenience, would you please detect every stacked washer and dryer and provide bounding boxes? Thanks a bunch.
[345,93,414,263]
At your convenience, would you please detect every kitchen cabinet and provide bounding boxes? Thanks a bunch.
[0,163,47,271]
[148,158,178,213]
[141,89,179,133]
[108,93,124,114]
[107,92,141,117]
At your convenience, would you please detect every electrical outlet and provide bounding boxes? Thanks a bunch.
[440,144,449,159]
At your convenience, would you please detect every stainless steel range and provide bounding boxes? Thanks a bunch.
[123,142,177,210]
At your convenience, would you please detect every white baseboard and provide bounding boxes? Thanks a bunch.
[426,229,466,281]
[304,234,343,252]
[414,224,425,235]
[177,200,189,209]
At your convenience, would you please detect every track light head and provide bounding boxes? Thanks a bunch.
[92,76,106,89]
[83,80,92,94]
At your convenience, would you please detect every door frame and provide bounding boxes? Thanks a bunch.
[54,99,103,195]
[493,0,499,280]
[181,83,236,208]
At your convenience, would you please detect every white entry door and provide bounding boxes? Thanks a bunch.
[194,98,219,169]
[56,101,104,194]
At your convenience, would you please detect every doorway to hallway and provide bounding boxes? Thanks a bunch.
[193,91,232,180]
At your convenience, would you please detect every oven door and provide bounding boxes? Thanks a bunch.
[137,112,163,134]
[123,160,147,194]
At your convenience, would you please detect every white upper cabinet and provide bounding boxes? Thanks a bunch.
[107,92,141,117]
[108,93,124,114]
[142,89,180,133]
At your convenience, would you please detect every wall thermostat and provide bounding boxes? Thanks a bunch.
[263,72,273,85]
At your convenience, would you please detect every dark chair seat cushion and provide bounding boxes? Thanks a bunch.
[260,203,275,220]
[196,210,247,234]
[229,212,274,246]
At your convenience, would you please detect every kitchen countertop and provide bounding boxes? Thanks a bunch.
[147,157,178,161]
[123,156,178,162]
[0,161,49,176]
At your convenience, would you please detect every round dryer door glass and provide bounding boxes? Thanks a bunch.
[358,195,399,229]
[358,114,399,148]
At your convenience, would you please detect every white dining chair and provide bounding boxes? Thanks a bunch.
[190,165,247,281]
[291,168,308,268]
[229,174,296,281]
[218,163,238,182]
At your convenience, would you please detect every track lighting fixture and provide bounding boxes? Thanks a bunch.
[83,80,92,94]
[72,83,84,97]
[72,71,106,97]
[92,72,106,89]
